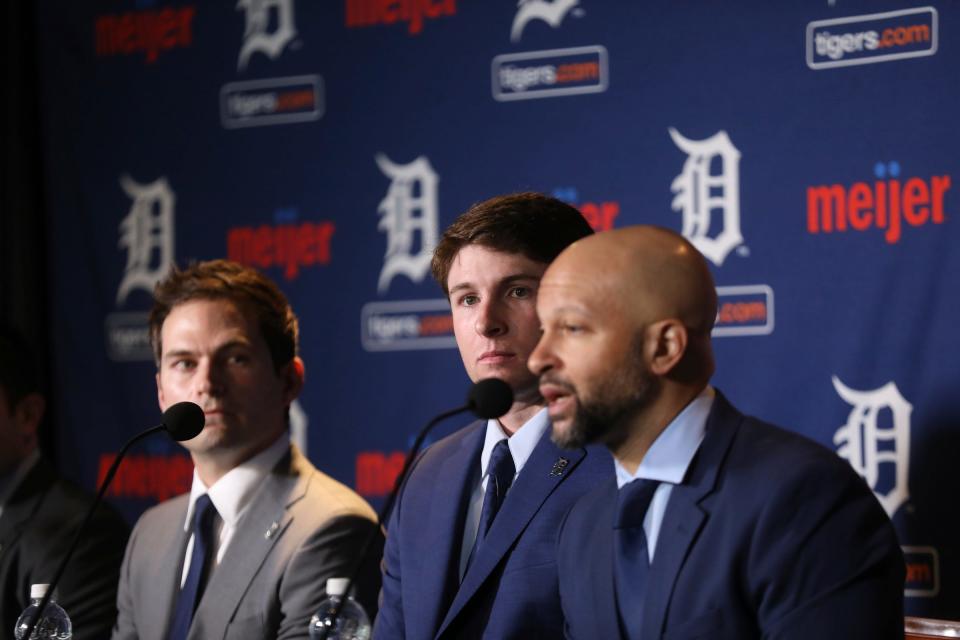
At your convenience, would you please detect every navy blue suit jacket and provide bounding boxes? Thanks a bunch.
[558,392,905,640]
[374,418,612,639]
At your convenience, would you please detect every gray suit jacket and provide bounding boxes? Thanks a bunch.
[112,444,382,640]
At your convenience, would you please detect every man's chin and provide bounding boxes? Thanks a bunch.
[549,419,584,450]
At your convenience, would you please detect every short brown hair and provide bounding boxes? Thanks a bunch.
[149,260,298,371]
[431,192,594,295]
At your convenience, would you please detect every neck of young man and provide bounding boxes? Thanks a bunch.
[497,393,545,437]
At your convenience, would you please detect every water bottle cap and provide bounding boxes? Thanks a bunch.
[30,584,50,599]
[325,578,349,597]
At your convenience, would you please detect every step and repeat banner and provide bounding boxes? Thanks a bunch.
[35,0,958,617]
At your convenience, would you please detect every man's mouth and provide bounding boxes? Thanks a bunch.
[539,381,575,416]
[479,350,516,364]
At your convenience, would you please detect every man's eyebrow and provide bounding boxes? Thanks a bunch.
[162,348,195,361]
[448,273,542,295]
[161,339,252,361]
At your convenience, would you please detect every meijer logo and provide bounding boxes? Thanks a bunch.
[346,0,456,35]
[95,5,196,64]
[227,210,335,281]
[807,162,950,244]
[807,7,937,70]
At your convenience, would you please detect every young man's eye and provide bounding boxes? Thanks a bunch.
[460,294,480,306]
[172,359,195,371]
[509,287,531,299]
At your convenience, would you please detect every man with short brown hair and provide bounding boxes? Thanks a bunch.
[113,260,381,640]
[374,193,613,640]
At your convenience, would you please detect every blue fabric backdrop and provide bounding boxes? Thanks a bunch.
[35,0,959,617]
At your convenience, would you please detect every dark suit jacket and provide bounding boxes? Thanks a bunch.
[374,418,612,640]
[1,456,129,640]
[112,444,382,640]
[557,392,905,640]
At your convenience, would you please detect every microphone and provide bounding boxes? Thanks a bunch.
[162,401,206,441]
[467,378,514,419]
[22,402,205,639]
[316,379,513,639]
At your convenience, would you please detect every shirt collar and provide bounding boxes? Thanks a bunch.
[183,434,289,532]
[615,386,715,489]
[479,407,549,479]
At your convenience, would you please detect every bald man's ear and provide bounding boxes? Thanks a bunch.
[646,319,688,377]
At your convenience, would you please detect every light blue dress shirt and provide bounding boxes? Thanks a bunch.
[615,386,714,562]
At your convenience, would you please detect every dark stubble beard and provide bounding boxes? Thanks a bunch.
[551,342,658,450]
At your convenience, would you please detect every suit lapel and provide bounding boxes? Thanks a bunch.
[189,446,304,639]
[414,425,484,639]
[437,430,587,637]
[640,393,742,640]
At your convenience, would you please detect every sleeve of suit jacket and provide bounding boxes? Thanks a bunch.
[372,448,432,640]
[751,452,905,639]
[111,506,148,640]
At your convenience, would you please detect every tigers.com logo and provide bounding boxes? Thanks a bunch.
[807,7,937,70]
[492,45,607,101]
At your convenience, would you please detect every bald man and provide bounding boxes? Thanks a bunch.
[529,226,904,640]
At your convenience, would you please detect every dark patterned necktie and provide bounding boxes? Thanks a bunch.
[168,493,218,640]
[613,479,660,639]
[469,439,515,562]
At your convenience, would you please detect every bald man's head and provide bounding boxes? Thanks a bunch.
[529,225,717,452]
[553,226,716,334]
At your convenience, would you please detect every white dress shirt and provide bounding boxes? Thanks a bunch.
[458,408,549,578]
[179,434,289,587]
[615,386,714,563]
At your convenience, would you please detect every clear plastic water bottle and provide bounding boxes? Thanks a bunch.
[14,584,72,639]
[308,578,371,640]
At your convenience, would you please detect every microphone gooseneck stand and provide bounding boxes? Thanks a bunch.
[21,401,204,639]
[314,378,513,640]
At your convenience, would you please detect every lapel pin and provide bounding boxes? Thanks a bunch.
[265,521,280,540]
[550,458,569,477]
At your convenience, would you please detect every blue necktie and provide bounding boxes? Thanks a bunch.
[469,439,515,563]
[168,494,218,640]
[613,479,660,640]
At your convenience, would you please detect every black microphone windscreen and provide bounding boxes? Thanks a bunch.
[467,378,514,419]
[162,402,205,441]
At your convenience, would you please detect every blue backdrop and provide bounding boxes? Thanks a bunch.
[36,0,959,617]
